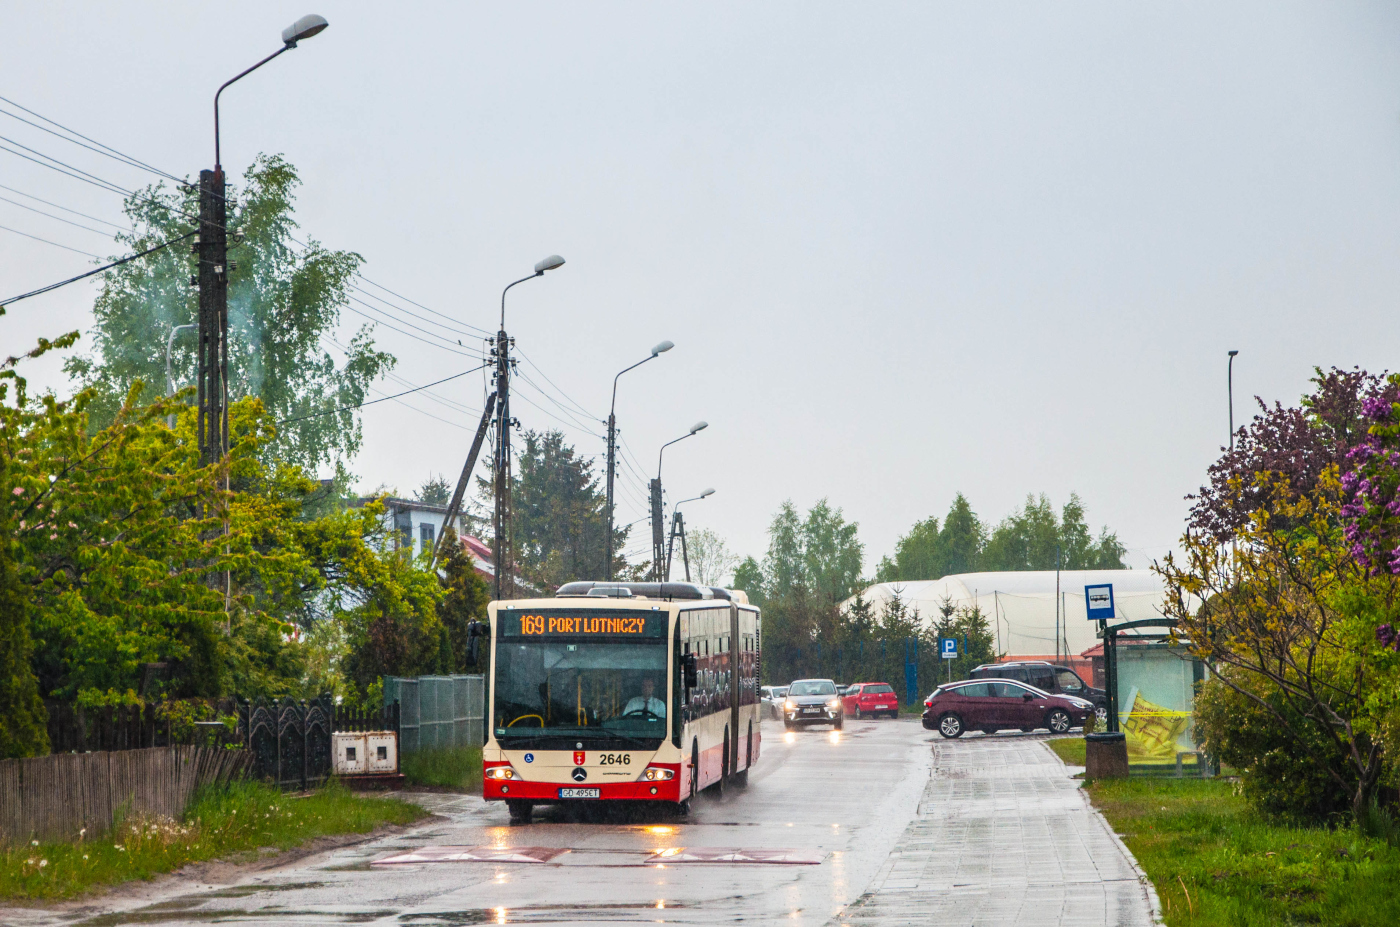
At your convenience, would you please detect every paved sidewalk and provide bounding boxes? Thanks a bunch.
[834,735,1159,927]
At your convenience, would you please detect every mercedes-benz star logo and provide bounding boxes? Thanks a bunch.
[571,767,588,782]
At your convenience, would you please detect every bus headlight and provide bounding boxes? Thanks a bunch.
[643,767,676,781]
[485,767,516,780]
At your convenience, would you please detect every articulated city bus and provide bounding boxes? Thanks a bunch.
[481,582,761,822]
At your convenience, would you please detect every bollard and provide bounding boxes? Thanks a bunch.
[1085,731,1129,779]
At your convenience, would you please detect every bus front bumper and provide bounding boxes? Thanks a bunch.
[484,778,683,803]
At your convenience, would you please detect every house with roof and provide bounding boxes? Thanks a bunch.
[356,496,496,583]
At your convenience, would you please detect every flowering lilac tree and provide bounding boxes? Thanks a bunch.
[1160,370,1400,820]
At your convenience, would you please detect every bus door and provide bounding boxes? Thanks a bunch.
[729,601,740,775]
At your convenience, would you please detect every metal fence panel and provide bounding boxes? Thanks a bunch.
[383,674,483,754]
[398,679,420,755]
[465,676,484,745]
[453,676,469,746]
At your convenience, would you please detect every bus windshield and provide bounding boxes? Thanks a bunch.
[493,638,669,745]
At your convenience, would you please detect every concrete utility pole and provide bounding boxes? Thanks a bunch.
[651,422,708,581]
[195,166,228,467]
[606,341,673,580]
[200,14,328,466]
[493,255,565,601]
[429,392,496,570]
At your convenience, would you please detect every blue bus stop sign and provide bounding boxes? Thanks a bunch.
[1085,583,1115,621]
[940,637,958,660]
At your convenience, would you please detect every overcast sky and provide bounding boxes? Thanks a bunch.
[5,2,1400,576]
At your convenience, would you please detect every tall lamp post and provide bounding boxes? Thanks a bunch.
[666,488,714,582]
[651,421,708,580]
[1227,350,1240,453]
[606,340,674,580]
[493,254,566,601]
[199,13,329,467]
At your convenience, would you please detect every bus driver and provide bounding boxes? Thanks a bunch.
[623,677,666,719]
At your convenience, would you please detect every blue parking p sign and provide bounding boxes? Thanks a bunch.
[940,638,958,660]
[1085,584,1115,621]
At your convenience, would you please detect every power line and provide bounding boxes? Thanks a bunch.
[0,183,130,230]
[511,383,605,440]
[349,282,482,339]
[342,298,489,360]
[0,132,138,197]
[0,97,188,187]
[276,363,487,426]
[0,230,196,307]
[0,222,100,257]
[517,349,601,420]
[323,336,481,416]
[515,370,605,436]
[0,194,118,236]
[352,273,494,338]
[0,138,203,230]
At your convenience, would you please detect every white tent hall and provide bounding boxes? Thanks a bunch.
[840,570,1171,662]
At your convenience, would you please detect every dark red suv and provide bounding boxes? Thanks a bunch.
[921,678,1093,738]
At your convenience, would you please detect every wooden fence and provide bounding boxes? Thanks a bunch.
[0,746,251,845]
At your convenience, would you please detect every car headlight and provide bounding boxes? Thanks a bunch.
[485,767,516,780]
[784,699,796,710]
[643,766,676,781]
[826,698,840,709]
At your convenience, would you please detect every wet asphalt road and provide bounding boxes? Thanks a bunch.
[4,719,1151,926]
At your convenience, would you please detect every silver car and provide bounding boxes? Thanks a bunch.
[760,685,789,720]
[781,679,843,730]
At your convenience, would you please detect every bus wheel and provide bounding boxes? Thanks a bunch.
[506,800,533,825]
[731,768,749,788]
[690,740,699,802]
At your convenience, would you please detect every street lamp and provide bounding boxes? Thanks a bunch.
[1228,350,1239,453]
[605,340,674,580]
[215,14,330,171]
[666,488,715,582]
[199,14,329,468]
[492,254,566,601]
[165,323,196,428]
[651,421,708,580]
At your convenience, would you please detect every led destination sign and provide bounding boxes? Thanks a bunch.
[499,609,665,639]
[522,615,645,635]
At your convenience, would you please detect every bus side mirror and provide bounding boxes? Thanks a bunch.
[682,653,698,688]
[467,621,490,663]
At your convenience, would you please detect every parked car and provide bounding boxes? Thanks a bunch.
[921,678,1093,739]
[760,685,789,720]
[841,682,900,719]
[782,679,843,730]
[969,661,1108,725]
[835,683,850,696]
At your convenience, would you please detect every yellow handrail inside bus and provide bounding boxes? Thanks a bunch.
[506,714,544,727]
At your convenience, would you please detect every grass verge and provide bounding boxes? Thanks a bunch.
[1085,777,1400,926]
[400,745,482,792]
[1046,736,1086,766]
[0,779,426,903]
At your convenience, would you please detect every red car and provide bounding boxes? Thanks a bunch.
[841,682,900,719]
[921,678,1092,738]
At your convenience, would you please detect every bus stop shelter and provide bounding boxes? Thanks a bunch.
[1100,619,1210,776]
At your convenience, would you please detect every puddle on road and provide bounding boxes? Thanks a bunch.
[71,909,398,926]
[401,901,690,925]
